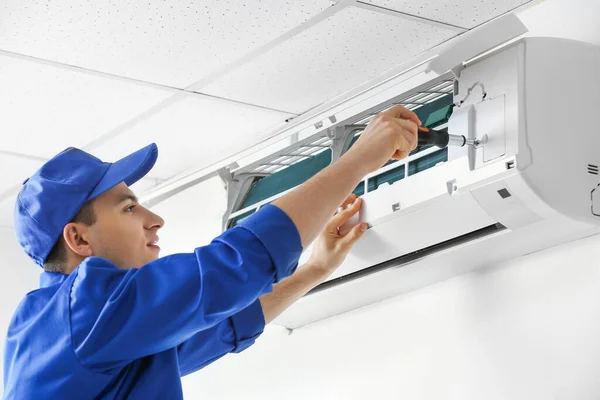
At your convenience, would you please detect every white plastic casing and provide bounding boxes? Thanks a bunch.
[275,37,600,329]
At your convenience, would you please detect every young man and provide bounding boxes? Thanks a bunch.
[3,105,420,398]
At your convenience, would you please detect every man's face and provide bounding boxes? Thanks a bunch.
[85,182,165,269]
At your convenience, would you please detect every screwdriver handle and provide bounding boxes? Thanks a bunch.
[418,127,470,148]
[418,127,450,148]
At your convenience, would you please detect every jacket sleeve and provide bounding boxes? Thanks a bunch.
[176,299,265,377]
[69,204,301,373]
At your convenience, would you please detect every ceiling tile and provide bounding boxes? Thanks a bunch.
[0,0,334,88]
[200,7,457,113]
[90,95,292,180]
[0,54,174,158]
[0,153,43,195]
[365,0,532,29]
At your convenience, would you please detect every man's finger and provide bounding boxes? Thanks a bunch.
[341,222,368,248]
[380,105,421,127]
[327,197,362,233]
[339,193,357,211]
[391,150,409,160]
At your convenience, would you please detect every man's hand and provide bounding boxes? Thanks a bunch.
[305,193,367,280]
[259,194,367,324]
[343,105,421,174]
[273,104,420,248]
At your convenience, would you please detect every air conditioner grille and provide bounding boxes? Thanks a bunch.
[227,76,457,228]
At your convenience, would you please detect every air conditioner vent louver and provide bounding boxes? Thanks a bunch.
[588,164,598,175]
[308,223,507,295]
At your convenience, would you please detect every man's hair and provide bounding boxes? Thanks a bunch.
[44,200,97,273]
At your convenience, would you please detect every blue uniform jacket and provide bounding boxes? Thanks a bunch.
[3,205,302,399]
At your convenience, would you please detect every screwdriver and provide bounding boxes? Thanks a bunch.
[418,127,477,148]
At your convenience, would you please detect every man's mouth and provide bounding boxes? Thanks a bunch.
[147,237,160,250]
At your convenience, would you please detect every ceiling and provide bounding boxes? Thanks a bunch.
[0,0,534,228]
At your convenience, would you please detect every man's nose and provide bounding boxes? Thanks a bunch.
[145,208,165,230]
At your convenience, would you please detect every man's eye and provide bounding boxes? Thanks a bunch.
[125,205,136,212]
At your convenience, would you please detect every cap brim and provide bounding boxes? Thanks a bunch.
[88,143,158,200]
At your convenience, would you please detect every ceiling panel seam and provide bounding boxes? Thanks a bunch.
[353,1,468,31]
[189,92,296,115]
[0,49,295,114]
[186,0,357,91]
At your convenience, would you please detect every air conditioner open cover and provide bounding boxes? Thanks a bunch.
[272,36,600,329]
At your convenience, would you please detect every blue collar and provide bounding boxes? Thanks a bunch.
[40,272,69,288]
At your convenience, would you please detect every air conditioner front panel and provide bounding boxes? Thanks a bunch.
[320,149,523,282]
[327,190,497,281]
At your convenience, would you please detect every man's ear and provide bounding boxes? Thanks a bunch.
[62,222,93,258]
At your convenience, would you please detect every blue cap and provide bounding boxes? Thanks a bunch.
[14,144,159,267]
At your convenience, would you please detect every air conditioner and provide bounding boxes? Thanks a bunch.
[143,15,600,329]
